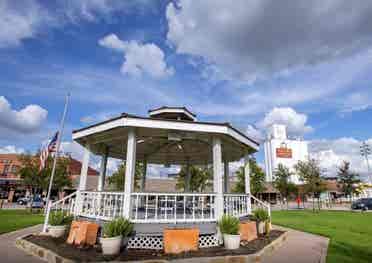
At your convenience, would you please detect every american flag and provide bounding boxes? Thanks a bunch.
[40,132,59,170]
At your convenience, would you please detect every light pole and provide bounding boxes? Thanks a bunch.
[360,141,372,184]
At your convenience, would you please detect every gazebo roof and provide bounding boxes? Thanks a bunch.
[72,111,259,165]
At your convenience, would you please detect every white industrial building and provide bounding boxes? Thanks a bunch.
[264,124,309,185]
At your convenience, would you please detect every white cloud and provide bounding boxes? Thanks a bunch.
[167,0,372,82]
[0,0,49,47]
[246,125,264,142]
[0,145,25,154]
[246,107,312,140]
[258,107,313,137]
[0,96,47,134]
[0,0,154,48]
[99,34,174,78]
[309,138,372,181]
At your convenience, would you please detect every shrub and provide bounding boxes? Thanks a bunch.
[102,217,133,238]
[218,215,240,235]
[49,211,73,226]
[252,208,269,222]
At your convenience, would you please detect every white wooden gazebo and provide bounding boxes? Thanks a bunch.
[48,107,268,248]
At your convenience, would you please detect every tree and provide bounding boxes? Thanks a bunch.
[273,164,297,209]
[176,165,212,192]
[107,162,143,191]
[295,159,326,212]
[233,158,266,196]
[337,161,360,200]
[18,153,72,196]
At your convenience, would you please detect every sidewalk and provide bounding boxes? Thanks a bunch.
[0,224,43,263]
[262,226,329,263]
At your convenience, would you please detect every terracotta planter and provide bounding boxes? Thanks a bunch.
[48,225,67,238]
[223,234,240,250]
[100,236,123,255]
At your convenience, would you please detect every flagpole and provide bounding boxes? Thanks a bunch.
[42,93,70,233]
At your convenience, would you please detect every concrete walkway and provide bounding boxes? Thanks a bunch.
[0,224,43,263]
[262,226,329,263]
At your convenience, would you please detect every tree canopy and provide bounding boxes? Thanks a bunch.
[337,161,360,197]
[295,159,326,211]
[273,163,297,208]
[233,158,266,195]
[18,153,72,195]
[107,162,143,191]
[176,165,212,192]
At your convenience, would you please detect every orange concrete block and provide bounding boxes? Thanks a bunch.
[239,221,257,242]
[163,228,199,254]
[66,221,99,246]
[67,221,80,245]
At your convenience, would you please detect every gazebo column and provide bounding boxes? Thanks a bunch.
[213,137,224,219]
[78,144,91,191]
[244,155,252,213]
[224,160,229,193]
[75,144,90,216]
[140,158,147,191]
[98,146,109,191]
[123,128,137,218]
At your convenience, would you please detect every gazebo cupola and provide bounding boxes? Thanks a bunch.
[148,106,197,121]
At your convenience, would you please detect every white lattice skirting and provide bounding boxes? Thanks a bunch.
[127,234,219,250]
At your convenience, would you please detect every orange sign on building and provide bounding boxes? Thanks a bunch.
[276,147,292,158]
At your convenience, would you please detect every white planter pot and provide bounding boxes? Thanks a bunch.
[48,225,67,238]
[100,236,123,255]
[258,222,265,235]
[223,234,240,250]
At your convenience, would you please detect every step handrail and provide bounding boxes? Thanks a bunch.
[251,194,271,218]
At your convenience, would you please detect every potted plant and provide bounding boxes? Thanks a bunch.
[100,217,133,255]
[218,215,241,249]
[252,208,270,236]
[48,211,73,238]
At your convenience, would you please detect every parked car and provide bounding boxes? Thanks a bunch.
[351,198,372,211]
[30,197,44,209]
[18,197,31,205]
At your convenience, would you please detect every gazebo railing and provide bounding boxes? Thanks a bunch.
[79,191,125,220]
[223,193,250,217]
[130,192,216,223]
[48,192,77,215]
[48,191,261,222]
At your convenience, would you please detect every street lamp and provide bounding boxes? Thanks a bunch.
[360,141,372,184]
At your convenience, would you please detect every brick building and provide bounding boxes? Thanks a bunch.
[0,154,99,202]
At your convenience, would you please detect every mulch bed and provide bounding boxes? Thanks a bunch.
[24,230,284,262]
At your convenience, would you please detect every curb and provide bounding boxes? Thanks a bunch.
[15,231,288,263]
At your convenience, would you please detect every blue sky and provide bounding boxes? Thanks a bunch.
[1,0,372,177]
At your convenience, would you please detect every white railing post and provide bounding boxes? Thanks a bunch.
[213,136,224,220]
[224,160,229,193]
[123,128,137,218]
[244,155,252,214]
[42,200,52,232]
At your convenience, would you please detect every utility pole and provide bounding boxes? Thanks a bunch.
[360,141,372,184]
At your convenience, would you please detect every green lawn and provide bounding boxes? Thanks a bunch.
[272,210,372,263]
[0,210,44,234]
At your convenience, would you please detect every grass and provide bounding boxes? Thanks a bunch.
[272,210,372,263]
[0,209,44,234]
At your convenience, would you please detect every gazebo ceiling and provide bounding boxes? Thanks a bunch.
[72,113,259,165]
